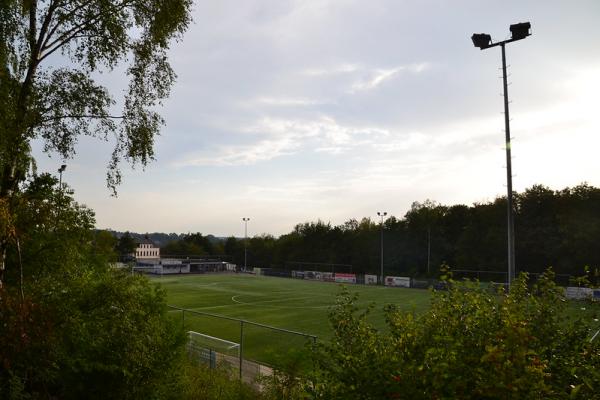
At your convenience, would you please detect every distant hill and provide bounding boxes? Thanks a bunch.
[105,230,227,246]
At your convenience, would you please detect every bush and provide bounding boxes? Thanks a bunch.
[0,175,190,399]
[311,271,600,399]
[0,270,186,399]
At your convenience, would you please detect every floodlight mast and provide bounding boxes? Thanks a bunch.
[58,164,66,191]
[242,218,250,271]
[377,211,387,285]
[471,22,531,290]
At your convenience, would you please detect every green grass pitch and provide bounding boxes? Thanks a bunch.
[156,273,431,367]
[155,273,600,369]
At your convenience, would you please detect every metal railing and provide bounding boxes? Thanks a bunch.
[168,305,317,381]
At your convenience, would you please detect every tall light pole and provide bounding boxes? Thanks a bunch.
[58,164,66,192]
[56,164,67,226]
[472,22,531,289]
[377,211,387,285]
[242,217,250,271]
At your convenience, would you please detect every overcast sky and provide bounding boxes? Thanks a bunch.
[32,0,600,237]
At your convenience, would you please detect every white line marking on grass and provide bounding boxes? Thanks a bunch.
[230,294,333,309]
[180,282,221,288]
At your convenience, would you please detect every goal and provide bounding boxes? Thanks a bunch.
[186,331,240,369]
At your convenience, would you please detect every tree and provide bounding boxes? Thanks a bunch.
[93,229,118,262]
[115,231,137,261]
[0,0,193,287]
[405,200,446,276]
[0,175,187,398]
[162,233,215,257]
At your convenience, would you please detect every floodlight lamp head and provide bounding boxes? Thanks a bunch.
[510,22,531,40]
[471,33,492,49]
[58,164,66,173]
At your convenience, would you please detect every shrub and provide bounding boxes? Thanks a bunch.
[311,271,600,399]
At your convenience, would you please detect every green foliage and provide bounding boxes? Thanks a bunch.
[0,0,193,196]
[214,184,600,279]
[4,174,99,284]
[162,232,217,257]
[0,176,189,399]
[116,231,137,259]
[179,361,260,400]
[311,272,600,399]
[0,269,188,399]
[258,350,310,400]
[310,289,390,399]
[570,265,600,288]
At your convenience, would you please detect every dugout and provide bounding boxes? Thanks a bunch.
[189,261,235,273]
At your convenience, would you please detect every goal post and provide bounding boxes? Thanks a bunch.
[187,331,240,369]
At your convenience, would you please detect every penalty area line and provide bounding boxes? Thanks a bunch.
[230,294,332,309]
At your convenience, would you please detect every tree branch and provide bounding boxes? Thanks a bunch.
[41,0,95,51]
[40,0,135,61]
[39,114,125,123]
[35,0,59,61]
[28,0,37,53]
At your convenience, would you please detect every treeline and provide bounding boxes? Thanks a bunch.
[207,184,599,277]
[107,230,223,249]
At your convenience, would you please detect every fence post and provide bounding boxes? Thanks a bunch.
[239,321,244,381]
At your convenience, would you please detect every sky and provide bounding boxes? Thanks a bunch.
[32,0,600,237]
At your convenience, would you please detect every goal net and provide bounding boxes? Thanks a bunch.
[187,331,240,369]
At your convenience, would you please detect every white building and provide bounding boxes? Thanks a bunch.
[135,236,160,262]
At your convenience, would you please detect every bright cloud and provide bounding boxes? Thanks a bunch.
[301,63,360,76]
[350,67,401,92]
[175,117,392,166]
[251,96,332,106]
[348,63,431,93]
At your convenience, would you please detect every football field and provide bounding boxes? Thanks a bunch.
[157,273,431,366]
[159,273,431,336]
[156,273,599,369]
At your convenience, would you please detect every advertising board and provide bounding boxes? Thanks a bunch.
[334,273,356,284]
[385,276,411,288]
[565,287,593,300]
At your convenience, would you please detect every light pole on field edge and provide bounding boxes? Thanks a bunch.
[242,217,250,271]
[471,22,531,289]
[377,211,387,285]
[57,164,66,224]
[58,164,66,193]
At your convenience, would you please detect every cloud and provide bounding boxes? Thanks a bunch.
[299,62,431,94]
[174,117,392,166]
[350,68,400,92]
[348,63,431,93]
[247,96,332,107]
[301,63,360,76]
[176,136,298,167]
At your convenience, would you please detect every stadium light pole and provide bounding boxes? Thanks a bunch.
[56,164,67,224]
[242,217,250,271]
[58,164,66,192]
[471,22,531,289]
[377,211,387,285]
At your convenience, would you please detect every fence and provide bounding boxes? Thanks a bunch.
[258,267,575,292]
[169,305,317,385]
